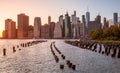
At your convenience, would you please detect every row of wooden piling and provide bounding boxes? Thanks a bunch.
[50,42,76,70]
[65,40,120,58]
[3,40,46,56]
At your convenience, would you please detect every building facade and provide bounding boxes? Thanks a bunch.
[8,21,17,39]
[86,11,90,27]
[41,24,50,39]
[28,25,34,39]
[17,13,29,39]
[34,17,41,39]
[49,22,55,39]
[103,17,109,29]
[113,13,118,25]
[54,22,62,38]
[4,19,12,38]
[65,12,71,38]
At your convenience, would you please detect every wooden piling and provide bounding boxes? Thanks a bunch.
[3,48,6,56]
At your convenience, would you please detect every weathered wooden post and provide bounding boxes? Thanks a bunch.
[117,47,120,58]
[3,48,6,56]
[60,65,64,69]
[13,46,16,53]
[72,64,76,70]
[111,47,117,57]
[99,43,102,53]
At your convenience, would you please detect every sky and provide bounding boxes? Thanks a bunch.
[0,0,120,37]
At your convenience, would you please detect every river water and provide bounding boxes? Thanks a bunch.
[0,39,120,73]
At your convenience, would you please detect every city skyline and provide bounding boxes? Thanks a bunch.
[0,0,120,37]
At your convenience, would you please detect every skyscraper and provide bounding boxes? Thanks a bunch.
[41,24,50,39]
[8,21,16,39]
[113,13,118,25]
[49,22,55,39]
[65,12,71,38]
[28,25,34,39]
[103,17,109,29]
[54,22,62,38]
[95,14,101,30]
[17,13,29,39]
[59,15,64,38]
[48,16,51,25]
[82,15,86,37]
[59,15,64,28]
[71,13,76,38]
[4,19,12,38]
[3,19,16,39]
[95,14,101,24]
[34,17,41,39]
[86,11,90,27]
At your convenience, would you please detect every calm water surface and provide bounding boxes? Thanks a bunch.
[0,39,120,73]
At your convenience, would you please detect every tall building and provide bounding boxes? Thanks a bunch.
[59,15,64,28]
[54,22,62,38]
[76,17,81,38]
[113,13,118,25]
[49,22,55,39]
[41,24,50,39]
[17,13,29,39]
[48,16,51,25]
[88,21,97,35]
[65,12,71,38]
[95,14,102,30]
[82,15,86,37]
[74,11,76,16]
[59,15,64,37]
[28,25,34,39]
[88,15,102,36]
[86,11,90,27]
[34,17,41,39]
[103,17,109,29]
[95,14,101,24]
[4,19,12,38]
[8,21,17,39]
[71,14,76,38]
[3,19,16,39]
